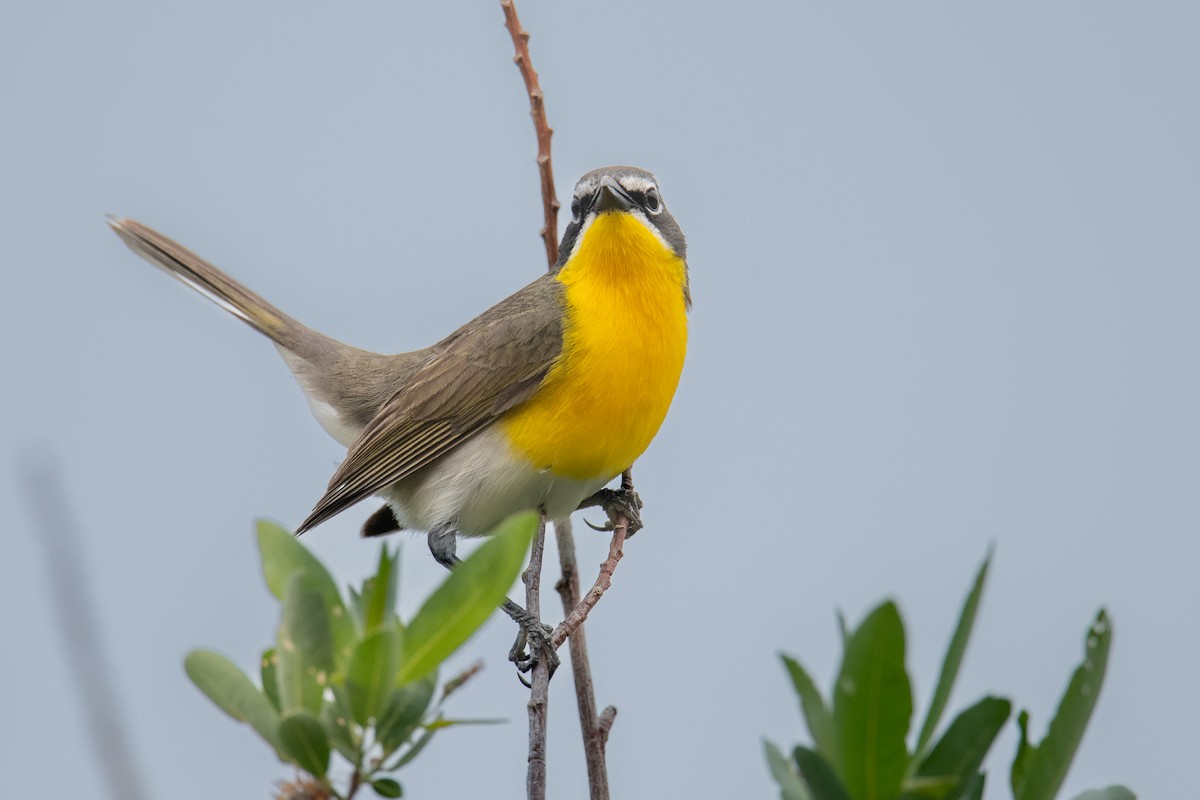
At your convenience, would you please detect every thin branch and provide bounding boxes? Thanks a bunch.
[18,454,151,800]
[551,523,629,650]
[554,518,612,800]
[524,513,550,800]
[501,0,561,267]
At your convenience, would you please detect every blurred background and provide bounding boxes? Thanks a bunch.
[3,1,1196,797]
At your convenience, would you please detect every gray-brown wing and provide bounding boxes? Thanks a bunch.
[295,274,565,533]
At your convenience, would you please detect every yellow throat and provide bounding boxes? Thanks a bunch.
[502,211,689,480]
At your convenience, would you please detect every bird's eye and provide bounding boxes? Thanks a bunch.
[644,188,662,214]
[570,196,582,221]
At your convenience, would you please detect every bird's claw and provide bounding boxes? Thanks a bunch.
[582,487,644,536]
[510,619,558,682]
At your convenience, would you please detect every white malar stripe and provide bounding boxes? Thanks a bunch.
[564,213,596,263]
[623,208,673,251]
[565,206,673,263]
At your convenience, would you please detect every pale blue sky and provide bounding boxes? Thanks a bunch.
[4,2,1197,798]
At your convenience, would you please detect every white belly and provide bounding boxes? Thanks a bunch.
[281,348,611,535]
[382,425,613,536]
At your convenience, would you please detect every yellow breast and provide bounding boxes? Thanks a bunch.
[502,212,689,480]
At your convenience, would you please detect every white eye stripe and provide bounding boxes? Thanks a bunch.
[615,175,658,195]
[573,176,599,199]
[571,174,661,200]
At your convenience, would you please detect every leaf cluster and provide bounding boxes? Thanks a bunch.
[185,513,537,799]
[766,553,1132,800]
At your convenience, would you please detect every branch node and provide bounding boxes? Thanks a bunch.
[598,706,618,745]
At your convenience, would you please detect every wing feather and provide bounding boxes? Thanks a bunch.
[296,274,565,533]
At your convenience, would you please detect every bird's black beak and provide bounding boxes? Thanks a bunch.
[595,176,636,213]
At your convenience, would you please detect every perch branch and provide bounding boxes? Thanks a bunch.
[501,0,560,267]
[551,470,633,649]
[554,518,614,799]
[524,512,550,800]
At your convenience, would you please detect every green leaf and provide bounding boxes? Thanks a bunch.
[783,654,838,765]
[396,512,536,685]
[1011,710,1036,797]
[388,725,437,770]
[347,627,400,726]
[278,711,330,778]
[276,573,335,714]
[364,546,399,632]
[906,696,1010,800]
[184,649,285,758]
[1070,788,1136,800]
[898,776,959,800]
[765,739,814,800]
[348,585,366,629]
[371,778,404,797]
[960,774,985,800]
[257,519,356,666]
[261,647,281,711]
[914,549,991,757]
[322,686,360,764]
[422,716,505,729]
[833,601,913,800]
[794,746,850,800]
[257,519,335,599]
[1014,610,1113,800]
[377,676,437,754]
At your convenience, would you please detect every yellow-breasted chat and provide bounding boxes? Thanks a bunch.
[109,166,690,653]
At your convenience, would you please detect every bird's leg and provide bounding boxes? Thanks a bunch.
[425,523,558,677]
[426,523,460,570]
[577,486,644,536]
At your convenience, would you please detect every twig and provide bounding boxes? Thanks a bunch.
[549,470,635,800]
[524,513,550,800]
[18,454,151,800]
[551,469,633,649]
[553,518,612,800]
[500,0,560,267]
[598,706,617,746]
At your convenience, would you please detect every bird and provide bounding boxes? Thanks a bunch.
[109,165,690,668]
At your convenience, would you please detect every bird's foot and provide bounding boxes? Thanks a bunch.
[579,487,644,537]
[502,600,559,681]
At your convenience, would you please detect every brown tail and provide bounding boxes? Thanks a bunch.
[109,216,413,447]
[108,217,316,356]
